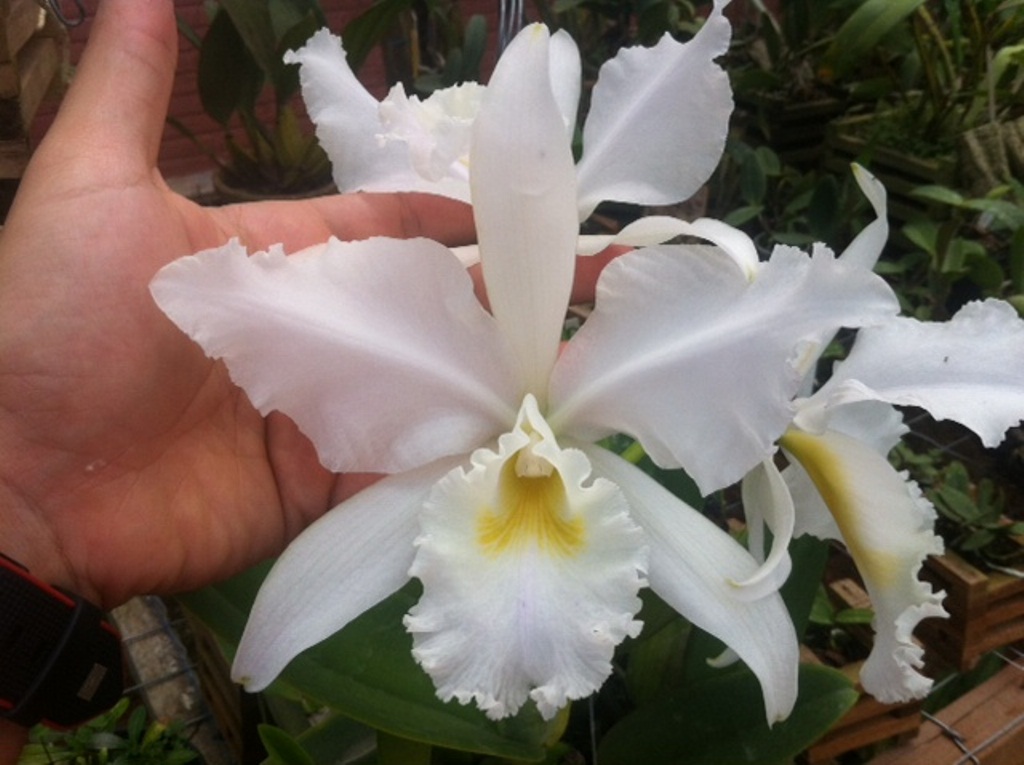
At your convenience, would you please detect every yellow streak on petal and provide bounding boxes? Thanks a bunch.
[779,429,898,588]
[477,462,585,558]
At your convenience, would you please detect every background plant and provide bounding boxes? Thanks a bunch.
[18,699,198,765]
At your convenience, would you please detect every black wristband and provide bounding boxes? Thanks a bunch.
[0,553,123,728]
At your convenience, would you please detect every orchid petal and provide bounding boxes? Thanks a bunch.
[818,299,1024,447]
[795,397,909,454]
[840,164,889,270]
[737,459,795,598]
[286,30,470,200]
[575,0,732,219]
[150,238,519,474]
[780,429,946,702]
[580,444,799,725]
[783,459,843,542]
[232,458,460,691]
[471,24,579,399]
[549,243,900,494]
[785,401,908,541]
[577,216,760,279]
[406,396,646,720]
[377,82,483,183]
[549,29,582,136]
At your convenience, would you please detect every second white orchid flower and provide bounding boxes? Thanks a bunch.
[286,0,734,223]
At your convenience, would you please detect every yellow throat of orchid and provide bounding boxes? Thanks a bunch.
[477,438,586,558]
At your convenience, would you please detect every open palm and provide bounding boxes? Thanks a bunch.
[0,0,475,608]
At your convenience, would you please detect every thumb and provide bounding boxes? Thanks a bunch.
[31,0,177,182]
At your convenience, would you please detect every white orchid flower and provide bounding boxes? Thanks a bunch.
[285,0,736,253]
[151,24,900,723]
[740,171,1024,703]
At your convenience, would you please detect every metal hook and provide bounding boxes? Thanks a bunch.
[498,0,524,54]
[40,0,86,28]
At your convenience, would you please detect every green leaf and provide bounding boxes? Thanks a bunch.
[377,731,432,765]
[834,607,875,626]
[822,0,928,80]
[178,564,548,762]
[219,0,282,78]
[597,664,858,765]
[623,592,692,706]
[900,221,939,257]
[342,0,416,73]
[723,204,764,226]
[295,714,377,765]
[808,586,836,626]
[198,8,265,124]
[739,153,767,204]
[260,724,316,765]
[911,184,965,206]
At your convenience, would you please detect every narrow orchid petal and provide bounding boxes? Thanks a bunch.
[232,458,460,691]
[406,396,646,720]
[577,216,759,279]
[817,299,1024,447]
[580,444,799,725]
[549,243,900,494]
[471,24,579,400]
[780,429,947,703]
[575,0,733,219]
[150,238,520,474]
[736,460,795,598]
[286,30,470,200]
[839,164,889,270]
[549,29,582,136]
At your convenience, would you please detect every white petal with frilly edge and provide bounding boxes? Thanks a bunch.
[549,243,899,494]
[580,444,799,725]
[575,0,733,218]
[814,299,1024,448]
[150,237,520,474]
[405,396,647,720]
[285,31,469,199]
[233,457,461,691]
[780,428,947,702]
[377,83,484,183]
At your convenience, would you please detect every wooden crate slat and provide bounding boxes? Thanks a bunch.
[921,551,1024,670]
[868,662,1024,764]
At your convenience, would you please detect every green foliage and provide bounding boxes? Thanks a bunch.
[890,182,1024,317]
[175,0,333,195]
[541,0,699,84]
[824,0,1024,150]
[18,699,198,765]
[894,444,1024,570]
[179,565,551,763]
[709,140,873,252]
[596,663,857,765]
[414,13,489,93]
[727,0,862,98]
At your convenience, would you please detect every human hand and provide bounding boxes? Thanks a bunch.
[0,0,615,755]
[0,0,482,609]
